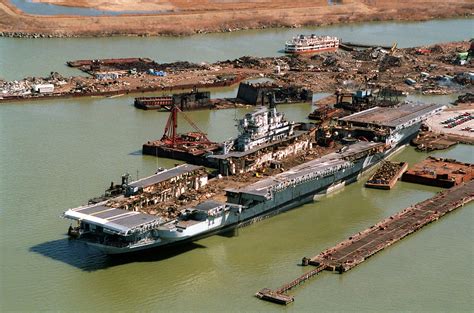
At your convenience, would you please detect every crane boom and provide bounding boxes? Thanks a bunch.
[160,105,211,146]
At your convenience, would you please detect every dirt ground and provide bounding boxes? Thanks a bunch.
[1,0,473,37]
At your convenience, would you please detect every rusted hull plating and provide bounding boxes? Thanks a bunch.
[365,161,408,190]
[402,157,473,188]
[142,142,219,167]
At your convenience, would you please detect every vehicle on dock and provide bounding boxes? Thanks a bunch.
[284,35,340,54]
[63,102,444,254]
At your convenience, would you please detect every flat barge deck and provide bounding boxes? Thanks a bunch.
[402,157,473,188]
[256,180,474,305]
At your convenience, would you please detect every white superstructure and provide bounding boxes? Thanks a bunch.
[235,106,294,151]
[285,35,340,54]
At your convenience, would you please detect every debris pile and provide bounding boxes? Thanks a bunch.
[2,41,472,103]
[454,93,474,105]
[378,54,402,72]
[412,131,458,151]
[365,161,408,189]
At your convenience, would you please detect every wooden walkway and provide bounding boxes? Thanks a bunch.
[256,180,474,305]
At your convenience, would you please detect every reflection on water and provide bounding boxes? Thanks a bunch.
[30,238,207,272]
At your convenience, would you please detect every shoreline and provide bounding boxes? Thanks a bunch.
[1,41,471,105]
[1,0,473,39]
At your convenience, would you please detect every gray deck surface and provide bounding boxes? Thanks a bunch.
[129,164,202,188]
[75,204,111,215]
[70,203,159,231]
[339,103,444,127]
[227,141,380,197]
[194,200,224,212]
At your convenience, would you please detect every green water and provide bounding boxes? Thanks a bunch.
[1,92,472,312]
[1,18,473,80]
[1,19,474,312]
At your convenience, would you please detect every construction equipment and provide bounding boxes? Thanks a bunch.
[161,105,212,147]
[389,42,397,55]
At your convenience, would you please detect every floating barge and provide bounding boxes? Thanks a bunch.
[236,82,312,106]
[365,161,408,190]
[402,156,473,188]
[134,96,173,110]
[66,57,155,71]
[339,41,392,51]
[256,180,474,305]
[308,106,343,124]
[142,105,221,167]
[134,89,212,111]
[412,131,459,151]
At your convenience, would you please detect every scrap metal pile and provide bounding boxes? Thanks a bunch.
[1,41,472,102]
[365,161,408,189]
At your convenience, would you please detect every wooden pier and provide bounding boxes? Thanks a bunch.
[256,180,474,305]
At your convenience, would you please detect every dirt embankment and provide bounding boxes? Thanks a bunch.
[0,0,473,38]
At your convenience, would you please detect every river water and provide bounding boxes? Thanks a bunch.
[1,18,474,81]
[1,19,473,312]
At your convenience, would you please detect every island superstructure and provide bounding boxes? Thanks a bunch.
[234,104,295,152]
[63,102,444,254]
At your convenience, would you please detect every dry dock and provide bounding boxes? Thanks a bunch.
[256,180,474,305]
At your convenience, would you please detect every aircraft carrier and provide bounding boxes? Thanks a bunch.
[63,102,445,254]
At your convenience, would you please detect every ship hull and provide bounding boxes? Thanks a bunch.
[134,103,169,111]
[64,101,445,255]
[89,135,415,254]
[142,144,219,168]
[284,46,338,54]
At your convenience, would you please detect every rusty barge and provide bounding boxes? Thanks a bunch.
[142,105,221,167]
[402,156,473,188]
[365,161,408,190]
[134,89,212,111]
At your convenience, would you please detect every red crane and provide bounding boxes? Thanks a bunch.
[160,105,212,147]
